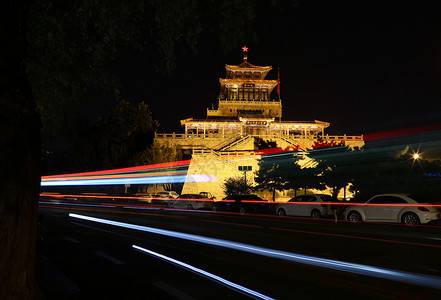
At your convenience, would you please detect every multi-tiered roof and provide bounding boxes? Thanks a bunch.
[180,49,329,137]
[156,48,364,152]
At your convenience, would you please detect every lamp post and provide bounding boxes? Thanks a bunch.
[238,165,252,181]
[238,166,252,194]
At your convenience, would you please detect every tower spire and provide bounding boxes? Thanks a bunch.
[242,46,248,62]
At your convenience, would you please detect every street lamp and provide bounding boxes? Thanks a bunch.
[238,165,252,182]
[413,153,420,160]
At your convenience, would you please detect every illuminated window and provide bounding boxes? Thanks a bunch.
[254,89,259,100]
[261,89,268,100]
[244,88,252,100]
[228,89,237,100]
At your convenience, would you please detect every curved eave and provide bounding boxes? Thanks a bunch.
[181,119,241,125]
[181,119,330,128]
[275,120,330,129]
[180,118,193,126]
[225,63,272,71]
[314,120,331,128]
[219,78,278,89]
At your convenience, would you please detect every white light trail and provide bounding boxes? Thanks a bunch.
[69,213,441,290]
[133,245,274,300]
[41,174,216,186]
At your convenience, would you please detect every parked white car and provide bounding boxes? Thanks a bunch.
[276,194,332,219]
[344,194,440,225]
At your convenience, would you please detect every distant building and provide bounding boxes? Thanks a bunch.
[155,49,364,199]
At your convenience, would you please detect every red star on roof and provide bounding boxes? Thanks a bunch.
[242,46,248,52]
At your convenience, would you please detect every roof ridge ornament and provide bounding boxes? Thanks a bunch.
[242,46,248,62]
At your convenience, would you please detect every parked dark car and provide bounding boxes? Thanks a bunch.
[212,194,271,214]
[169,194,213,210]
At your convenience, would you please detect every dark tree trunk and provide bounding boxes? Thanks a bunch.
[0,64,41,300]
[272,185,276,201]
[0,1,41,299]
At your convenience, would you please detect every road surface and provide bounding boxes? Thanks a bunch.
[37,200,441,299]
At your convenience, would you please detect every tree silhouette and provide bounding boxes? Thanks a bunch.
[254,151,302,201]
[307,146,358,199]
[62,100,159,173]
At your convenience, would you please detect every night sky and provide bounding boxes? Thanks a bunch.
[116,1,441,137]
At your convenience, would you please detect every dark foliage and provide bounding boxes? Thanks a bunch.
[222,176,253,196]
[61,100,159,172]
[254,151,303,200]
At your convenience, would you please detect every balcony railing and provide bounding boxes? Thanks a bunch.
[193,148,258,156]
[155,132,363,142]
[155,133,238,139]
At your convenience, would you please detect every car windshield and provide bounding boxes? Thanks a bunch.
[288,197,302,202]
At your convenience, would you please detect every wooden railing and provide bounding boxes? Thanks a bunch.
[318,134,364,141]
[193,149,258,156]
[155,133,235,139]
[155,132,364,142]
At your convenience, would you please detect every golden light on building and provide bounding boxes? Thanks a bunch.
[154,49,364,199]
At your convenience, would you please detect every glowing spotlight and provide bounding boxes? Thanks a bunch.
[413,153,420,160]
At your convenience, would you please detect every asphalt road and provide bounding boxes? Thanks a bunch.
[37,200,441,299]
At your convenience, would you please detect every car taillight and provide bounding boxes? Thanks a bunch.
[418,207,429,212]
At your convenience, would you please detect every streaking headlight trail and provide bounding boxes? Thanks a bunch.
[133,245,274,300]
[41,174,216,186]
[70,213,441,290]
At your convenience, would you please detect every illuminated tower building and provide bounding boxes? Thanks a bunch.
[187,48,282,137]
[155,49,364,199]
